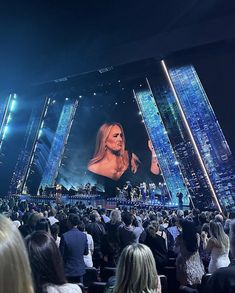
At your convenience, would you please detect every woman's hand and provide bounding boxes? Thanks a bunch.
[148,140,160,175]
[131,153,141,174]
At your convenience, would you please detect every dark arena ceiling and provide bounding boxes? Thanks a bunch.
[1,0,235,89]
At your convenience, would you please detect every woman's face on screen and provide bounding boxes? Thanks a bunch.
[105,125,124,152]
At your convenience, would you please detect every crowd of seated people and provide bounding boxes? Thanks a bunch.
[0,196,235,292]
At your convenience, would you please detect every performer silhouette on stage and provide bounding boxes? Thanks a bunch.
[177,192,183,210]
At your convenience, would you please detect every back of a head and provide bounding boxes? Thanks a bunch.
[114,243,158,293]
[110,209,121,224]
[182,219,198,253]
[0,214,34,293]
[68,213,79,226]
[122,212,134,226]
[35,218,50,233]
[25,231,66,292]
[147,220,159,237]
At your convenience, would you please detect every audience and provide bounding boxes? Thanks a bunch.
[0,214,34,293]
[2,196,235,293]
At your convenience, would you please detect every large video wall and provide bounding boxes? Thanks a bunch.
[0,50,234,212]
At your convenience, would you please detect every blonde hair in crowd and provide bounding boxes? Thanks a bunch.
[209,220,229,249]
[113,243,159,293]
[0,214,34,293]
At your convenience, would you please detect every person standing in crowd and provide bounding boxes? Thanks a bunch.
[103,209,122,266]
[86,210,106,268]
[26,231,82,293]
[60,213,88,283]
[206,219,235,293]
[0,214,34,293]
[118,211,144,251]
[142,220,168,274]
[51,223,61,247]
[202,220,230,273]
[174,219,205,286]
[77,220,94,268]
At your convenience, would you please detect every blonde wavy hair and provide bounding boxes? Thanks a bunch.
[209,220,229,249]
[113,243,159,293]
[0,215,34,293]
[88,122,128,166]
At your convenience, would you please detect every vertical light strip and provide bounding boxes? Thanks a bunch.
[161,60,223,213]
[146,78,195,209]
[21,97,51,193]
[0,94,16,152]
[133,87,189,206]
[39,99,78,190]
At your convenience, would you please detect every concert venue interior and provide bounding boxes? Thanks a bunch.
[0,0,235,213]
[1,2,235,293]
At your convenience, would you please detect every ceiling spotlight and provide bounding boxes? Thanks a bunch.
[93,92,97,96]
[79,95,82,98]
[65,98,69,101]
[115,102,118,105]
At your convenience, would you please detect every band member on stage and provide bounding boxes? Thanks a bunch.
[123,181,132,200]
[84,182,91,194]
[88,122,160,181]
[39,186,43,196]
[55,184,62,204]
[140,182,147,201]
[176,192,183,210]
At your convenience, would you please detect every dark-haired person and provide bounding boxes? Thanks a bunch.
[59,213,88,283]
[86,211,106,268]
[26,231,81,293]
[51,223,61,247]
[35,217,51,233]
[174,219,205,286]
[118,211,144,251]
[143,220,168,274]
[77,220,94,268]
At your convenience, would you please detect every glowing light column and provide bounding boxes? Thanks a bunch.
[134,83,189,206]
[39,99,78,189]
[161,61,235,212]
[0,94,17,153]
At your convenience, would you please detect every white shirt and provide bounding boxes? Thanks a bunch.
[83,232,94,267]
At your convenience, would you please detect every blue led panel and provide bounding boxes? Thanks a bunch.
[134,87,189,206]
[168,64,235,211]
[40,99,78,188]
[149,76,212,209]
